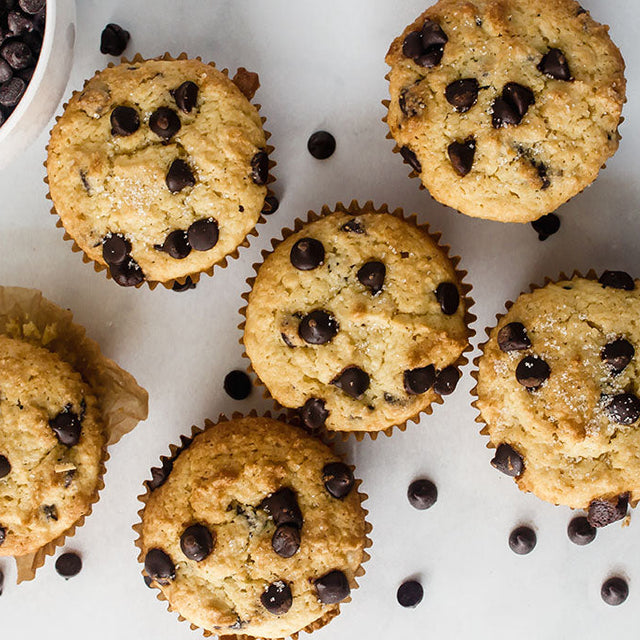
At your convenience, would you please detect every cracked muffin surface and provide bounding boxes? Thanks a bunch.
[139,417,367,638]
[47,58,268,285]
[385,0,625,223]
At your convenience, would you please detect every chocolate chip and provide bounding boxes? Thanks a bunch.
[49,406,82,446]
[447,138,475,176]
[538,48,572,81]
[0,76,24,107]
[407,478,437,510]
[400,146,422,172]
[491,443,524,477]
[416,48,444,68]
[603,393,640,425]
[172,276,196,292]
[261,488,303,528]
[149,107,181,140]
[331,366,370,399]
[19,0,45,13]
[0,455,10,479]
[143,575,153,588]
[516,356,550,389]
[300,397,329,432]
[172,81,198,113]
[8,11,33,37]
[261,581,292,615]
[261,194,279,215]
[434,366,460,395]
[159,230,191,259]
[1,40,32,69]
[588,495,628,528]
[601,577,628,606]
[55,552,82,579]
[63,470,75,488]
[180,524,214,562]
[0,59,11,83]
[102,233,130,265]
[110,105,139,136]
[498,322,531,352]
[421,19,448,48]
[399,86,419,118]
[100,23,130,56]
[601,338,634,375]
[404,365,436,395]
[315,570,350,604]
[223,370,252,400]
[271,525,300,558]
[357,261,385,295]
[147,458,173,492]
[144,548,175,584]
[503,83,535,118]
[509,526,536,555]
[435,282,459,315]
[290,238,324,270]
[166,159,195,193]
[322,462,354,499]
[397,580,423,608]
[43,504,58,521]
[307,130,336,159]
[567,516,596,545]
[0,527,5,546]
[340,218,365,234]
[251,151,269,185]
[598,270,635,291]
[187,218,219,251]
[445,78,479,112]
[110,258,144,287]
[298,310,338,345]
[531,213,560,241]
[402,31,423,59]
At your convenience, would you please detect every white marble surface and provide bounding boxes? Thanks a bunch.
[0,0,639,637]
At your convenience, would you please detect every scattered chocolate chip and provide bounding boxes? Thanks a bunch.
[516,356,550,389]
[538,48,572,81]
[603,393,640,425]
[261,194,279,215]
[435,282,459,315]
[0,527,5,546]
[567,516,596,545]
[402,19,448,68]
[143,575,153,588]
[588,495,628,528]
[149,106,181,140]
[43,504,58,521]
[147,458,173,491]
[55,552,82,578]
[8,11,33,36]
[172,81,198,113]
[399,86,420,118]
[159,230,191,259]
[601,338,634,375]
[497,322,531,352]
[0,455,10,479]
[531,213,560,241]
[166,158,195,193]
[300,397,329,432]
[144,548,175,584]
[172,276,196,292]
[290,238,324,270]
[491,443,524,477]
[598,270,635,291]
[223,370,252,400]
[110,258,144,287]
[63,470,75,488]
[49,406,82,446]
[407,479,437,510]
[400,146,422,172]
[322,462,354,499]
[261,581,292,615]
[251,150,269,185]
[492,83,534,128]
[404,365,436,395]
[298,310,338,345]
[416,48,445,68]
[421,19,448,48]
[402,31,423,59]
[0,59,12,83]
[19,0,45,14]
[434,366,460,395]
[180,524,214,562]
[315,570,350,604]
[340,218,365,234]
[357,261,385,295]
[1,40,32,69]
[447,138,476,176]
[281,332,294,347]
[509,526,536,555]
[307,130,336,159]
[445,78,479,112]
[102,233,130,265]
[187,217,219,251]
[331,366,370,399]
[0,76,25,107]
[601,577,628,606]
[261,488,303,528]
[100,23,130,56]
[110,105,140,136]
[272,525,300,558]
[397,580,423,608]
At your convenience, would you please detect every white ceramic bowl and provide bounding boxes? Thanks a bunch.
[0,0,76,170]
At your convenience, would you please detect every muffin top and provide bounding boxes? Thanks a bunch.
[385,0,625,223]
[47,58,269,285]
[476,273,640,523]
[139,417,367,639]
[244,208,470,433]
[0,335,105,556]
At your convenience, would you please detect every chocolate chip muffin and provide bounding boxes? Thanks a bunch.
[243,203,472,434]
[137,416,368,638]
[385,0,626,223]
[475,271,640,526]
[47,55,271,286]
[0,334,106,556]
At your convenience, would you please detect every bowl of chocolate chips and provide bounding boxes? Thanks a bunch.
[0,0,75,169]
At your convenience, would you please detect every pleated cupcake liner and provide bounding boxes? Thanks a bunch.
[133,410,372,640]
[0,286,148,582]
[238,199,476,441]
[44,52,277,291]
